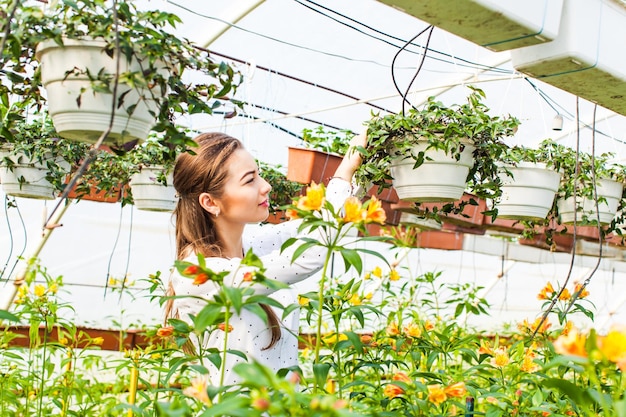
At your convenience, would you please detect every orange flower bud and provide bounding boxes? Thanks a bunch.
[192,273,209,285]
[251,397,270,411]
[183,265,199,276]
[156,326,174,338]
[392,372,412,384]
[218,323,234,332]
[243,271,254,282]
[444,382,466,398]
[383,383,404,398]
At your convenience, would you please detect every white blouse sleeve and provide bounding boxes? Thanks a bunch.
[172,178,353,308]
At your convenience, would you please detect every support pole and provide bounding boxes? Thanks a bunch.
[201,0,266,48]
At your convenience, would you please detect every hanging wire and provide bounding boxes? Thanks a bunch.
[0,196,28,283]
[401,26,434,115]
[103,204,125,298]
[390,25,433,114]
[561,103,603,317]
[118,204,134,301]
[44,0,122,228]
[530,97,583,340]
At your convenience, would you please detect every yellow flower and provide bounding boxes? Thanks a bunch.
[386,322,400,336]
[558,288,571,300]
[384,383,404,398]
[372,266,383,278]
[598,326,626,365]
[537,281,555,300]
[364,292,373,300]
[553,327,587,358]
[325,379,337,394]
[348,293,362,306]
[404,322,422,338]
[108,277,119,287]
[322,332,347,345]
[183,375,211,405]
[427,384,447,405]
[491,346,510,368]
[91,337,104,346]
[343,196,365,223]
[34,284,46,298]
[389,269,400,281]
[297,182,325,211]
[298,295,310,306]
[48,283,58,294]
[444,381,466,398]
[365,196,386,224]
[521,344,540,373]
[573,283,590,298]
[392,371,412,384]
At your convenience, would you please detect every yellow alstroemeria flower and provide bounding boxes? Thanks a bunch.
[372,266,383,278]
[183,375,212,405]
[365,196,386,224]
[427,384,447,405]
[389,269,400,281]
[598,326,626,365]
[343,196,365,223]
[491,346,510,368]
[348,293,362,306]
[297,182,325,211]
[553,326,587,358]
[34,284,46,298]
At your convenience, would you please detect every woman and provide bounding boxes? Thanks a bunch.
[165,131,365,386]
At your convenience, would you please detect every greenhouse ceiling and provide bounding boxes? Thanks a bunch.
[2,0,626,334]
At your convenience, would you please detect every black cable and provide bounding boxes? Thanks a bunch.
[104,203,125,298]
[243,101,347,132]
[213,110,303,139]
[1,197,28,283]
[118,204,134,301]
[205,48,394,115]
[561,103,602,317]
[390,25,433,114]
[523,78,623,145]
[402,26,434,115]
[0,196,15,281]
[531,97,583,340]
[296,0,512,75]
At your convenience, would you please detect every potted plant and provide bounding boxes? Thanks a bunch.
[493,139,563,221]
[125,136,184,212]
[1,0,242,147]
[258,160,303,223]
[554,146,625,227]
[287,127,353,185]
[354,86,520,206]
[0,106,85,200]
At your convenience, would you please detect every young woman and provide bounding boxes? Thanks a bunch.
[165,131,365,386]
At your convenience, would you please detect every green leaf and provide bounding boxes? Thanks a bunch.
[0,309,20,323]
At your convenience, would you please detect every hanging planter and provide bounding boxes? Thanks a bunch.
[286,147,342,185]
[390,140,476,202]
[0,148,68,200]
[35,38,165,145]
[129,166,177,212]
[355,87,519,206]
[495,162,561,221]
[557,178,623,225]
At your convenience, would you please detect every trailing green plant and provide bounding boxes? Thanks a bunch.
[0,0,242,147]
[355,86,520,205]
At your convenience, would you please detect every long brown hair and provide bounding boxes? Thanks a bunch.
[164,132,281,350]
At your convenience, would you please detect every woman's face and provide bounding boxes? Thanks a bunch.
[217,148,272,223]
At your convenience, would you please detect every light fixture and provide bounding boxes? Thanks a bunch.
[552,114,564,131]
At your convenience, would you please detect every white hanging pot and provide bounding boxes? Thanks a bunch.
[35,38,166,145]
[496,162,561,221]
[557,178,624,225]
[0,149,67,200]
[129,166,178,212]
[390,140,475,202]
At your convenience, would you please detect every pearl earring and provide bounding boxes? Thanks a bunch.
[214,211,219,218]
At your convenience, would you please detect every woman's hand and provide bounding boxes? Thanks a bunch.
[333,131,367,182]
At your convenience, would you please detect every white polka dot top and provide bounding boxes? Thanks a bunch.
[170,178,353,386]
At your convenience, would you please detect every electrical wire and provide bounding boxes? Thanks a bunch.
[1,196,16,281]
[104,204,125,298]
[561,103,603,316]
[295,0,513,75]
[0,197,28,283]
[118,204,134,301]
[242,102,346,132]
[202,48,395,115]
[401,26,434,114]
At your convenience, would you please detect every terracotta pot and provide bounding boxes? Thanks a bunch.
[287,147,342,185]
